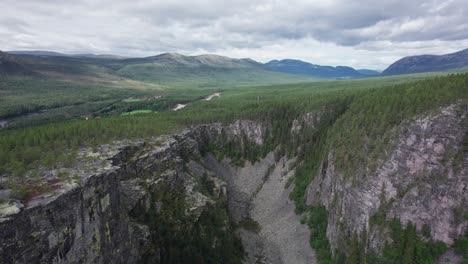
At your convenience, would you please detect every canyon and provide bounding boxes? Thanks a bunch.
[0,104,466,263]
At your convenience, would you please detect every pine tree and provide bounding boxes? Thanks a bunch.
[347,231,360,264]
[359,226,368,264]
[402,223,416,264]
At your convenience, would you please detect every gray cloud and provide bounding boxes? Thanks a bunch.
[0,0,467,69]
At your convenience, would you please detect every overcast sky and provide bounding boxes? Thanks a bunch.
[1,0,468,70]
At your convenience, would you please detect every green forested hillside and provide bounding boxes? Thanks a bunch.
[1,73,466,179]
[0,52,316,128]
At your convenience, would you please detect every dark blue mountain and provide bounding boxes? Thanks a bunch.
[264,59,374,79]
[357,69,380,76]
[382,48,468,76]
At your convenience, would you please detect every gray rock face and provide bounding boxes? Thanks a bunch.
[0,133,209,263]
[228,120,267,145]
[291,112,321,134]
[190,120,269,148]
[0,138,180,263]
[306,104,468,253]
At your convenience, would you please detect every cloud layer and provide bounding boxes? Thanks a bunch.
[1,0,467,69]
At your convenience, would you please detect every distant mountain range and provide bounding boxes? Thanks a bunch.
[382,48,468,76]
[7,48,468,79]
[7,50,128,60]
[7,50,68,57]
[0,51,315,87]
[264,59,380,79]
[5,50,380,79]
[122,52,261,68]
[74,53,129,59]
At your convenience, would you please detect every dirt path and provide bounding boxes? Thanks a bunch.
[204,92,221,101]
[172,103,187,111]
[171,92,220,111]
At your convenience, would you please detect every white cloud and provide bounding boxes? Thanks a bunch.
[0,0,467,70]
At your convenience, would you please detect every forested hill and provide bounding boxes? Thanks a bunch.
[121,53,261,68]
[0,51,36,76]
[382,48,468,75]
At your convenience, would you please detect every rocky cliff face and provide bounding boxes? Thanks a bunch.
[306,104,468,256]
[0,123,240,263]
[0,119,314,264]
[0,136,203,263]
